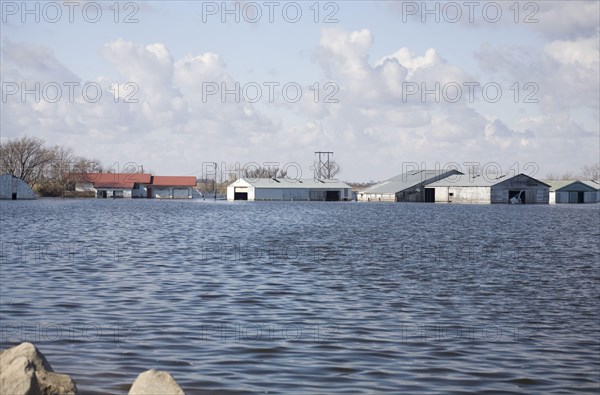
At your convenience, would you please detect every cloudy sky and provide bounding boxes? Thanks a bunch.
[1,1,599,181]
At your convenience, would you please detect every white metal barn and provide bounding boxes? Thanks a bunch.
[543,180,600,204]
[357,169,463,202]
[0,174,37,200]
[227,178,352,201]
[428,173,550,204]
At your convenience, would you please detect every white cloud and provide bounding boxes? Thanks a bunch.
[533,1,600,40]
[376,48,439,76]
[1,21,598,181]
[545,36,600,67]
[310,27,598,178]
[1,39,283,175]
[385,1,599,40]
[475,36,600,114]
[1,40,79,82]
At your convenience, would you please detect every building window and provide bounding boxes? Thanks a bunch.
[449,193,454,197]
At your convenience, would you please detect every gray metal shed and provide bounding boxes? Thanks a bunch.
[543,180,600,204]
[428,173,550,204]
[357,169,463,202]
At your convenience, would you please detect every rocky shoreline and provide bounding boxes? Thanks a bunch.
[0,343,185,395]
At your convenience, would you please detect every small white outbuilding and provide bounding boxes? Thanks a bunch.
[227,178,352,201]
[0,174,37,200]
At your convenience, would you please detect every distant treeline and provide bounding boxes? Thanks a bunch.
[545,165,599,181]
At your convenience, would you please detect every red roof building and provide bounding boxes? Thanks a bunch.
[77,173,152,189]
[150,176,197,187]
[73,173,196,199]
[147,176,197,198]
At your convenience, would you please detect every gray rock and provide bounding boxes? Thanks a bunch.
[0,343,77,395]
[128,369,185,395]
[0,355,41,395]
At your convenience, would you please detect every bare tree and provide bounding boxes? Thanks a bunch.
[581,163,600,180]
[0,137,106,195]
[36,145,76,196]
[545,164,599,181]
[32,146,104,196]
[70,157,103,174]
[0,137,55,187]
[243,166,288,179]
[321,161,341,179]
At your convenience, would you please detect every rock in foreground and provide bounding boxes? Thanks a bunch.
[0,342,77,395]
[128,369,185,395]
[1,343,186,394]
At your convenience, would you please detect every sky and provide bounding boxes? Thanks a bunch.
[1,0,599,182]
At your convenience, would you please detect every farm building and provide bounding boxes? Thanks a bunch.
[227,178,352,201]
[75,173,152,198]
[357,169,463,202]
[74,173,196,198]
[428,173,550,204]
[0,174,37,200]
[543,180,600,204]
[148,176,197,199]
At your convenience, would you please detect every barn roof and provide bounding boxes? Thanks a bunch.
[235,178,351,189]
[72,173,197,188]
[430,173,550,188]
[542,179,600,192]
[151,176,197,187]
[360,169,462,194]
[580,180,600,190]
[75,173,152,184]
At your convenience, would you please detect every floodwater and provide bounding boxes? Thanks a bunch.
[1,199,599,394]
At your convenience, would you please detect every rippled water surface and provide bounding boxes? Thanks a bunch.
[1,199,599,394]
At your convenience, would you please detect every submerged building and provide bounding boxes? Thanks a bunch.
[0,174,37,200]
[75,173,152,198]
[357,169,463,202]
[227,178,352,201]
[428,173,550,204]
[148,176,197,199]
[74,173,196,199]
[543,180,600,204]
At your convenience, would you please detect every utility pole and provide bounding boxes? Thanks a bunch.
[314,151,334,179]
[213,162,218,199]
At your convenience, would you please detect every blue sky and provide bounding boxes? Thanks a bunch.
[2,1,599,181]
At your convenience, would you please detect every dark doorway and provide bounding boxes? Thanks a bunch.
[325,191,340,201]
[147,188,153,198]
[424,188,435,202]
[578,191,584,203]
[508,190,526,204]
[234,192,248,201]
[11,193,17,200]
